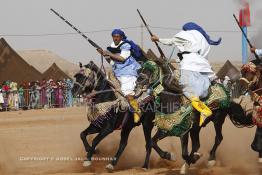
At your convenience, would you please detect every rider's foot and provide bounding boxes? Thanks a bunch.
[190,97,212,126]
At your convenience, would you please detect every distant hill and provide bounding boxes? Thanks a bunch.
[17,50,79,77]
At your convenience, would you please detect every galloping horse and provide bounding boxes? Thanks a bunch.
[72,60,254,174]
[72,61,160,170]
[140,60,254,174]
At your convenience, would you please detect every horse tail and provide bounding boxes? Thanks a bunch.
[227,101,254,128]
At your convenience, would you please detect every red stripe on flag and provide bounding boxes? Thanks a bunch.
[239,2,250,27]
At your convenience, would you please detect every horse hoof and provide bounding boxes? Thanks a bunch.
[170,152,176,161]
[141,167,148,171]
[207,160,216,167]
[193,152,203,160]
[180,163,189,175]
[258,158,262,163]
[83,160,91,167]
[106,163,114,172]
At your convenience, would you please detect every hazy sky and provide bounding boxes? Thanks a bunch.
[0,0,262,65]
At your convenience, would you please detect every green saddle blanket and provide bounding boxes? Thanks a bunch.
[154,83,230,137]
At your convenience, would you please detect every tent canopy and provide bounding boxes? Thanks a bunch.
[216,60,240,82]
[42,63,71,81]
[0,38,42,85]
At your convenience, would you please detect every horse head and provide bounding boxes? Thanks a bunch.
[72,61,116,104]
[72,61,96,97]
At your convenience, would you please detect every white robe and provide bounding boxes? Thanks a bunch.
[255,49,262,57]
[159,30,214,74]
[159,30,217,99]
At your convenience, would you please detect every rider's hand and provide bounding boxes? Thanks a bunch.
[96,49,110,57]
[101,50,111,57]
[151,35,159,42]
[250,47,256,53]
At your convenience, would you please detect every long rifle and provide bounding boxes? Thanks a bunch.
[50,9,126,95]
[50,8,102,50]
[137,9,166,59]
[233,14,261,62]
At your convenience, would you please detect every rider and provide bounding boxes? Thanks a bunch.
[97,29,142,123]
[151,22,222,126]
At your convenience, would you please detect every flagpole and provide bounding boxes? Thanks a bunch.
[242,26,248,64]
[239,2,250,64]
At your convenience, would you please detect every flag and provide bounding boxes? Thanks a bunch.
[239,2,250,27]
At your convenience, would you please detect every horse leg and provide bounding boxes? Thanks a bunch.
[252,127,262,163]
[208,115,226,167]
[188,125,202,164]
[84,122,114,167]
[180,132,191,175]
[141,113,154,169]
[180,129,201,175]
[259,152,262,163]
[106,125,133,171]
[152,129,175,161]
[80,124,100,153]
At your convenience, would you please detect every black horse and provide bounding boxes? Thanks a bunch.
[152,97,253,174]
[72,61,160,170]
[142,62,255,174]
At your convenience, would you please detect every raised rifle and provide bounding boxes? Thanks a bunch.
[137,9,166,59]
[233,14,261,63]
[50,9,126,95]
[50,8,102,50]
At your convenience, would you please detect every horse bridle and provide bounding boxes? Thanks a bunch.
[74,64,108,97]
[74,64,96,95]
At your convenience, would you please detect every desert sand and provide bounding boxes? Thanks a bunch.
[0,106,260,175]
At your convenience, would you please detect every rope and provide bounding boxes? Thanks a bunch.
[167,47,176,63]
[100,54,107,78]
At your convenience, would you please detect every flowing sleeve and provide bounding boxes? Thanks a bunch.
[255,49,262,57]
[159,38,176,46]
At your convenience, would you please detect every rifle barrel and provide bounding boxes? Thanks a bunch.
[50,8,101,49]
[137,9,166,58]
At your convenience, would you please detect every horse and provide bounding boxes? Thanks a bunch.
[139,60,254,174]
[239,62,262,163]
[72,61,161,171]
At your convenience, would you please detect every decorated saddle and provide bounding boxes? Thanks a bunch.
[85,69,154,128]
[154,83,230,137]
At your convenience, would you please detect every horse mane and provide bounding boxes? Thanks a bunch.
[85,61,117,103]
[159,62,182,93]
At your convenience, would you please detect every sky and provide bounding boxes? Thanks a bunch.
[0,0,261,65]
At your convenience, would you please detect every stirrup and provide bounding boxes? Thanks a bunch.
[134,113,140,123]
[191,97,212,126]
[199,113,207,126]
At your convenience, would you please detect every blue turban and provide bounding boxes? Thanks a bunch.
[182,22,222,46]
[111,29,127,40]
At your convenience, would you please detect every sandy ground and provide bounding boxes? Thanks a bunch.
[0,107,261,175]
